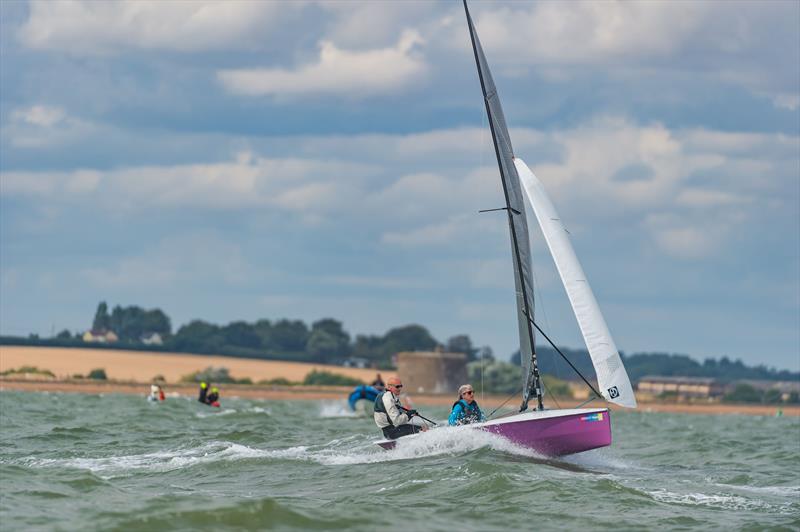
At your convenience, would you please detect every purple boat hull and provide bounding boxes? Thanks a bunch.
[376,407,612,457]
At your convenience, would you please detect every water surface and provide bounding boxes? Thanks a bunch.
[1,391,797,530]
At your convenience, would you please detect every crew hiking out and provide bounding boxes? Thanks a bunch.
[373,376,426,440]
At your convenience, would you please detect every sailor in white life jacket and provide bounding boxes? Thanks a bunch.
[373,376,426,440]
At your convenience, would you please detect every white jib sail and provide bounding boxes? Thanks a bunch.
[514,157,637,408]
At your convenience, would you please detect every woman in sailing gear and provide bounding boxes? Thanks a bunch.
[448,384,485,426]
[198,381,208,403]
[374,377,423,439]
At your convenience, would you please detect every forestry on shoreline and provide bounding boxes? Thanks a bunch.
[1,346,796,416]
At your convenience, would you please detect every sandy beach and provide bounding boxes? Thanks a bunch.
[1,345,797,416]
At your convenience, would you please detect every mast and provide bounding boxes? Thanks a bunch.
[463,0,543,411]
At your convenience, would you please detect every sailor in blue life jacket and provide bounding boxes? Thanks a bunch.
[448,384,485,426]
[348,384,379,411]
[198,381,208,403]
[374,376,426,440]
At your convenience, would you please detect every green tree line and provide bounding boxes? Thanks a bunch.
[78,302,485,368]
[6,301,796,381]
[513,348,799,384]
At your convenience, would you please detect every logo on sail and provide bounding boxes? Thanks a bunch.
[607,386,620,399]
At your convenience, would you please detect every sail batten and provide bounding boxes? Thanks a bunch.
[515,157,637,408]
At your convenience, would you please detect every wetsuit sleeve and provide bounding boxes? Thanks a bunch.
[384,393,410,426]
[448,403,464,426]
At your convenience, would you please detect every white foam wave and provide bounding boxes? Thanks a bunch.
[23,441,275,478]
[318,402,360,418]
[303,426,547,466]
[563,448,644,472]
[376,479,434,492]
[648,488,793,512]
[714,483,800,497]
[194,408,237,418]
[189,403,269,416]
[21,425,626,479]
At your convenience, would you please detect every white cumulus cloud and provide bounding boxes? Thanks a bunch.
[4,105,91,148]
[474,1,707,63]
[450,0,798,110]
[0,152,375,216]
[18,0,301,54]
[12,104,65,127]
[217,30,427,98]
[1,120,796,262]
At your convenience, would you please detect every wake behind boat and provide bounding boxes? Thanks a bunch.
[375,1,636,457]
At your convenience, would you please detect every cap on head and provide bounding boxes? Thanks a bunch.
[458,384,474,396]
[387,376,402,388]
[201,382,208,388]
[211,387,219,393]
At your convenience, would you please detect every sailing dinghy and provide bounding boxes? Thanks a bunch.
[376,1,636,456]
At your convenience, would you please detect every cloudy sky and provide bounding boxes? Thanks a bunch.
[1,0,798,371]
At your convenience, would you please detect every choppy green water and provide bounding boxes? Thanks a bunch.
[1,390,798,531]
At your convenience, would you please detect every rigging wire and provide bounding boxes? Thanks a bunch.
[523,310,603,400]
[481,344,485,406]
[542,376,562,410]
[478,78,487,408]
[528,226,565,387]
[575,396,597,408]
[486,386,522,419]
[528,233,567,409]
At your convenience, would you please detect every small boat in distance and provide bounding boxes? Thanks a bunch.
[147,384,165,402]
[376,1,636,456]
[348,384,380,414]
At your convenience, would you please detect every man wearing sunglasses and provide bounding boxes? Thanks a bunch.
[448,384,485,426]
[374,376,424,440]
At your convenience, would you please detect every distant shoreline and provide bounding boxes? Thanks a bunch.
[0,345,381,383]
[1,378,796,417]
[2,345,797,417]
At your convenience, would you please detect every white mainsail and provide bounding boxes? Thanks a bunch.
[515,157,637,408]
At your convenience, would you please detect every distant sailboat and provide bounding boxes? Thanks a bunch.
[377,1,636,456]
[348,384,381,415]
